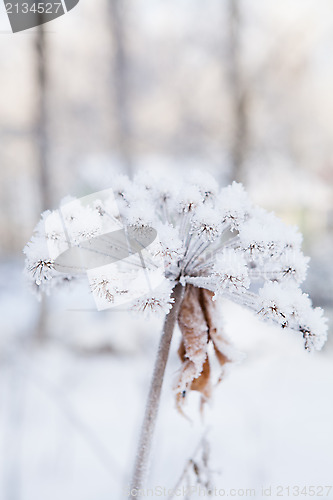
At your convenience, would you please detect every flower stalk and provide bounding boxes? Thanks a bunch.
[129,282,185,497]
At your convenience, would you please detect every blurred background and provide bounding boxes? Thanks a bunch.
[0,1,332,499]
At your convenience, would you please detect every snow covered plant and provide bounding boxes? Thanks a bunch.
[24,171,327,496]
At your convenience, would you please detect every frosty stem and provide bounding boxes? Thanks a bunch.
[129,282,185,497]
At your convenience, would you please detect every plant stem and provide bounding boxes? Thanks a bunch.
[129,282,185,497]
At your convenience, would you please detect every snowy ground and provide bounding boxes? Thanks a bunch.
[0,260,332,500]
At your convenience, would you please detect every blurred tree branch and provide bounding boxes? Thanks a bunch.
[35,17,50,342]
[108,0,133,176]
[36,17,51,211]
[227,0,249,184]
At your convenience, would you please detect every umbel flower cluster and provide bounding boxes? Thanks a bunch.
[24,171,327,408]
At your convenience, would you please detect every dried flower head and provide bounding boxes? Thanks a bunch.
[24,170,328,410]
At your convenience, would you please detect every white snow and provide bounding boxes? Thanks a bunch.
[0,268,332,499]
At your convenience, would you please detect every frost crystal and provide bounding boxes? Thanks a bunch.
[24,171,328,406]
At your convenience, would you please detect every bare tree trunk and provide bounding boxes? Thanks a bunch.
[108,0,133,176]
[35,17,49,342]
[36,18,50,212]
[227,0,248,184]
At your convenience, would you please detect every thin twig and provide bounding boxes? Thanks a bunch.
[167,429,211,500]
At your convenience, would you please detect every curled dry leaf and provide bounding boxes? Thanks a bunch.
[199,288,230,383]
[175,285,232,413]
[176,285,208,414]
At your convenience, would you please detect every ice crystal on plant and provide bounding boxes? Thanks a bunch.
[132,280,175,316]
[24,170,328,407]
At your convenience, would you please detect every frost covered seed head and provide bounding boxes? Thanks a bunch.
[24,171,328,409]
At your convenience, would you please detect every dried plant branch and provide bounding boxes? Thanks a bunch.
[167,430,213,499]
[129,283,185,497]
[24,171,328,496]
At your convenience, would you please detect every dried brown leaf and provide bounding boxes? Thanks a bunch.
[178,285,208,374]
[190,355,211,400]
[175,285,233,413]
[199,288,231,368]
[175,286,208,407]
